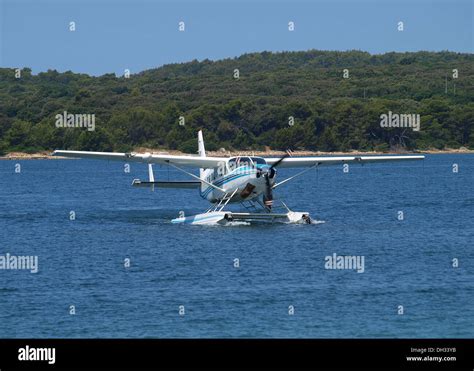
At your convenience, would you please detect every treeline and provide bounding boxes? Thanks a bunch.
[0,50,473,154]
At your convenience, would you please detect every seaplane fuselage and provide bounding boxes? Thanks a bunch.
[200,157,274,203]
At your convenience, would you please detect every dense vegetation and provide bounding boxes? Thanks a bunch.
[0,50,473,154]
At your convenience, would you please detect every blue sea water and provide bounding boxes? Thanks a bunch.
[0,154,472,338]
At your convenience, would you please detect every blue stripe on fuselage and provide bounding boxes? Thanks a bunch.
[200,166,260,198]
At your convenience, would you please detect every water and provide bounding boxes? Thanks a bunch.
[0,154,472,338]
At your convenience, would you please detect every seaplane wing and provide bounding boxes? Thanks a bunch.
[52,150,227,169]
[264,155,424,168]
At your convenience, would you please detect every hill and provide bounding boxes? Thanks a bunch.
[0,50,473,154]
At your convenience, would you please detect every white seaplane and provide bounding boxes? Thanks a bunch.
[53,130,424,225]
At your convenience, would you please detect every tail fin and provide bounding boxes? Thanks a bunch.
[198,130,206,158]
[198,130,206,178]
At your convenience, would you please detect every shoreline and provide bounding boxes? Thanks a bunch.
[1,148,473,160]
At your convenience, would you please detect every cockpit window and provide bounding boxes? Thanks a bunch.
[251,157,267,165]
[227,156,256,172]
[227,157,239,171]
[238,157,252,168]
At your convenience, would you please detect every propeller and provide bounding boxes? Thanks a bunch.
[262,152,290,210]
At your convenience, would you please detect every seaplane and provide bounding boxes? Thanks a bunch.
[53,130,425,225]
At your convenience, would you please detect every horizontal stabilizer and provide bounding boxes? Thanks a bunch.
[132,180,200,189]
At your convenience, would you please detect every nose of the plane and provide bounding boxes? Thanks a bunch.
[257,165,276,179]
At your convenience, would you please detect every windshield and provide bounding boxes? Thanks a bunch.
[251,157,267,165]
[227,157,254,171]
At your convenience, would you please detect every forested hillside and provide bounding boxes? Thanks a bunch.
[0,50,473,154]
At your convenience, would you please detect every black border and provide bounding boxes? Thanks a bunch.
[0,339,472,370]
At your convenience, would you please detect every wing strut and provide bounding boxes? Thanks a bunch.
[272,163,320,189]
